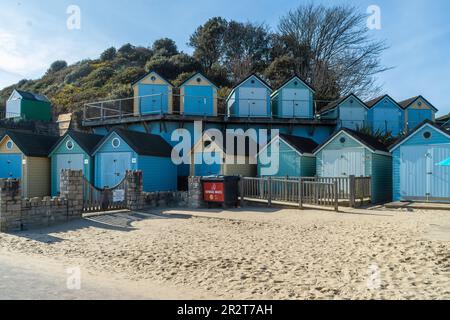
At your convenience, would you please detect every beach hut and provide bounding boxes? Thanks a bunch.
[317,94,368,129]
[0,131,59,197]
[93,129,177,192]
[366,95,405,136]
[389,120,450,202]
[271,75,315,119]
[257,133,317,177]
[190,132,258,177]
[227,74,272,117]
[131,71,174,115]
[5,90,52,121]
[180,72,218,116]
[398,96,438,131]
[49,130,104,196]
[314,128,392,203]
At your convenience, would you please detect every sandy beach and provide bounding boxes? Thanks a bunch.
[0,207,449,300]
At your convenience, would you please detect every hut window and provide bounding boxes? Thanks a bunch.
[423,131,432,139]
[350,99,354,104]
[66,140,74,150]
[150,76,156,81]
[112,138,121,148]
[6,140,13,150]
[294,81,298,86]
[339,137,346,144]
[196,77,202,83]
[418,101,422,106]
[251,80,255,84]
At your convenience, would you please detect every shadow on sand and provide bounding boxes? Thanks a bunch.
[9,211,190,244]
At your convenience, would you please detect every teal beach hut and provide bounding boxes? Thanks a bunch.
[93,129,177,192]
[49,130,104,196]
[389,120,450,202]
[257,133,318,177]
[227,74,272,117]
[271,75,315,119]
[314,128,392,203]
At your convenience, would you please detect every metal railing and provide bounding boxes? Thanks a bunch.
[337,120,434,134]
[83,94,319,122]
[0,111,22,120]
[240,175,371,210]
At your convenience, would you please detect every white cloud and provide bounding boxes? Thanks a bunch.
[0,3,108,89]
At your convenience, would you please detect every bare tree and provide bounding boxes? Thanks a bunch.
[276,4,389,100]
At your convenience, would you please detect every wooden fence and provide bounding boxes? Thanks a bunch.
[240,176,371,211]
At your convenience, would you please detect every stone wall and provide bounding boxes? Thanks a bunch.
[0,170,83,232]
[0,170,201,232]
[187,176,205,209]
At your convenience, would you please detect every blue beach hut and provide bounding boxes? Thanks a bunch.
[93,129,177,191]
[389,120,450,202]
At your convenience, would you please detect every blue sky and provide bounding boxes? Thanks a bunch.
[1,0,449,115]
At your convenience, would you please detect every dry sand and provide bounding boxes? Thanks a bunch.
[0,207,449,300]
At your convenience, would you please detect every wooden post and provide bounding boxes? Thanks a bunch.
[239,175,244,208]
[298,178,303,209]
[267,177,272,207]
[349,175,356,208]
[334,181,339,212]
[83,105,87,121]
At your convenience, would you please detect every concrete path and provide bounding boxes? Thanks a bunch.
[0,250,203,300]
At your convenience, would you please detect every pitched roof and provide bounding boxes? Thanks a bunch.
[131,70,174,87]
[388,119,450,151]
[14,90,50,103]
[318,93,367,114]
[398,95,438,111]
[99,129,173,157]
[314,128,389,154]
[50,130,104,156]
[231,73,272,92]
[179,72,218,89]
[365,94,403,110]
[272,75,315,95]
[3,130,59,157]
[279,134,318,154]
[436,113,450,122]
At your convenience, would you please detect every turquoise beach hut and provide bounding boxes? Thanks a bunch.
[271,75,315,119]
[257,133,318,177]
[49,130,104,196]
[314,128,392,203]
[227,74,272,118]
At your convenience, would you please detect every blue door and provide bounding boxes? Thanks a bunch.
[98,152,132,188]
[0,154,22,178]
[184,86,214,116]
[139,84,168,115]
[55,154,84,194]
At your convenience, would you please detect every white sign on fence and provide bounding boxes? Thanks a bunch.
[113,189,125,202]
